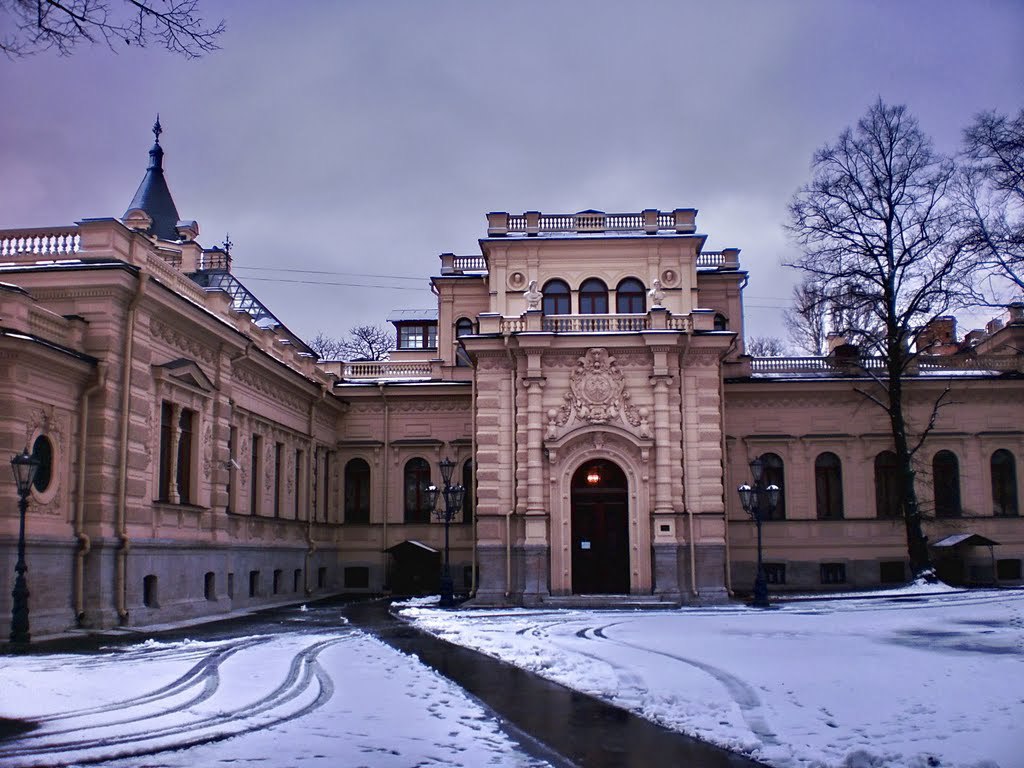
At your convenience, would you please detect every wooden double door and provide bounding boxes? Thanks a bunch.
[571,460,630,594]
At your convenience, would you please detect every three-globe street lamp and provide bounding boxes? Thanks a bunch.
[10,449,40,645]
[737,457,780,609]
[425,457,465,608]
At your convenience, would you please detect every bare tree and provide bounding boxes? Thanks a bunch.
[787,100,966,579]
[784,276,884,356]
[307,331,347,361]
[310,325,393,362]
[1,0,224,58]
[746,335,788,357]
[957,108,1024,301]
[784,278,829,356]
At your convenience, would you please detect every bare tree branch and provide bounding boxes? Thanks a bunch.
[1,0,224,58]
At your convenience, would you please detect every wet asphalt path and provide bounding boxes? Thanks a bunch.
[344,599,768,768]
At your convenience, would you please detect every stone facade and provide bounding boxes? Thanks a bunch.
[1,137,1022,637]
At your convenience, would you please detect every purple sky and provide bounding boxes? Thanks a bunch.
[2,1,1022,346]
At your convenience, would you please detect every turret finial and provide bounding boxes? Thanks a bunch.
[153,114,162,144]
[222,233,233,255]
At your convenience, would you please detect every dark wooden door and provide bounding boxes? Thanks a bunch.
[571,460,629,594]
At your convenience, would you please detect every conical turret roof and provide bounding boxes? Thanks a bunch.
[125,116,181,241]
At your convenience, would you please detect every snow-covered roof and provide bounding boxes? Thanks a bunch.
[387,309,439,322]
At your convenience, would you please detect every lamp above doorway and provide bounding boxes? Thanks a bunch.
[586,466,601,485]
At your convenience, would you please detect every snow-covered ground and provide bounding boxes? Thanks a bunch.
[400,588,1024,768]
[0,615,552,768]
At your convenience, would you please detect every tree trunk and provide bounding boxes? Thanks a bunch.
[888,366,934,578]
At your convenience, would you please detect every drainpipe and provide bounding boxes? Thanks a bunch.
[116,269,148,623]
[470,370,478,594]
[504,336,518,599]
[305,385,327,595]
[74,362,107,625]
[379,383,390,588]
[678,332,699,598]
[720,333,739,595]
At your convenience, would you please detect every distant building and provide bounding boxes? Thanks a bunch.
[2,126,1022,635]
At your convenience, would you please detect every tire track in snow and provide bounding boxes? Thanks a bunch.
[582,624,781,748]
[0,634,349,767]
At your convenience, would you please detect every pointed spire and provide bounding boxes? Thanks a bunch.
[125,115,180,240]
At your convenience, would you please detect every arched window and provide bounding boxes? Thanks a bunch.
[933,450,961,518]
[615,278,646,314]
[991,449,1018,517]
[714,313,728,331]
[758,452,786,520]
[462,459,475,525]
[404,457,432,523]
[874,451,902,518]
[455,317,475,367]
[579,278,608,314]
[542,279,571,315]
[344,458,371,523]
[815,452,844,519]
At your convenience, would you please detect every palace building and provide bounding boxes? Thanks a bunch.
[2,127,1023,636]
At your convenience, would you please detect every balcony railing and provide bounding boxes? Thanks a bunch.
[497,313,692,334]
[488,209,698,236]
[541,314,649,332]
[750,354,1023,375]
[0,227,81,258]
[342,360,435,380]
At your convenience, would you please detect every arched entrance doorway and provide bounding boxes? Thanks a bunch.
[571,459,629,594]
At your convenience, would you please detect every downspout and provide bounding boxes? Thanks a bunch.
[678,331,699,598]
[305,385,327,595]
[74,362,107,625]
[379,383,390,588]
[504,335,518,599]
[720,333,740,595]
[470,369,478,594]
[116,269,148,623]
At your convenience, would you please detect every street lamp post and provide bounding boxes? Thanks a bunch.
[425,457,465,608]
[737,457,780,609]
[10,449,40,645]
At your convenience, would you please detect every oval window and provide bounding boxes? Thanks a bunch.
[32,435,53,494]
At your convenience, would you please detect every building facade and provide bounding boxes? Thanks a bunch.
[2,130,1022,636]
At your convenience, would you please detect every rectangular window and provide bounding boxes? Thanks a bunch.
[159,402,173,501]
[397,323,438,349]
[323,451,331,522]
[227,426,238,513]
[295,448,303,519]
[274,442,283,518]
[763,563,786,584]
[317,566,327,589]
[227,572,235,599]
[820,563,847,585]
[273,568,283,594]
[879,561,906,584]
[249,570,260,597]
[177,407,195,504]
[344,566,370,588]
[293,568,302,593]
[250,434,262,515]
[996,559,1021,580]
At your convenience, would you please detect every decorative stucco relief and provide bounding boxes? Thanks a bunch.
[25,405,65,513]
[232,365,304,413]
[202,422,213,480]
[546,348,651,440]
[150,317,217,364]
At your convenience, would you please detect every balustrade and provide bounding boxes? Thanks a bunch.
[0,228,80,258]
